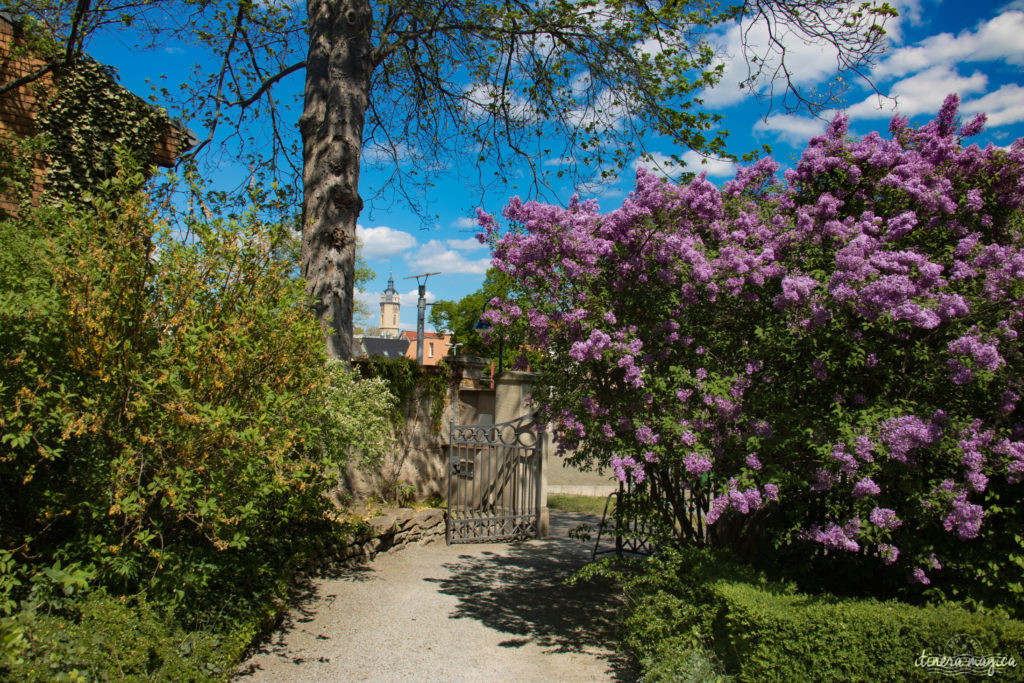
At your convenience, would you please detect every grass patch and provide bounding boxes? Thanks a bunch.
[547,494,615,516]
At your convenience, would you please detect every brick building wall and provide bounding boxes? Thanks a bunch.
[0,17,52,213]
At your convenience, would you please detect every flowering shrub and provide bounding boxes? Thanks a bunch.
[483,96,1024,611]
[0,169,395,616]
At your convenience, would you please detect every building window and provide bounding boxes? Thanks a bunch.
[429,342,434,357]
[393,313,397,325]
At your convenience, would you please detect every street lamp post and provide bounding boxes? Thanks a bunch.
[403,272,440,364]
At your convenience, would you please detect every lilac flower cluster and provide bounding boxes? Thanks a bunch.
[878,543,899,565]
[870,507,902,530]
[879,415,941,464]
[852,477,880,499]
[942,492,984,540]
[802,521,861,553]
[484,96,1024,593]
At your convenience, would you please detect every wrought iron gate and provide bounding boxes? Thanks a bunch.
[446,411,541,543]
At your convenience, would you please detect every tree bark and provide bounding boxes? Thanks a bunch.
[300,0,374,360]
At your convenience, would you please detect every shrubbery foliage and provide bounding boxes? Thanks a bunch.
[0,166,394,674]
[714,579,1023,681]
[611,547,1024,681]
[485,96,1024,612]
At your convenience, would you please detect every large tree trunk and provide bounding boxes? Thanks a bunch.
[300,0,373,360]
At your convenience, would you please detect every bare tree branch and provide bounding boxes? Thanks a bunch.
[228,60,307,109]
[0,58,63,96]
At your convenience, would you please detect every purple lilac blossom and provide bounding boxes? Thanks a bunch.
[852,478,881,499]
[683,454,713,475]
[880,415,941,463]
[802,523,860,552]
[870,507,902,530]
[636,424,659,445]
[943,493,983,539]
[877,544,899,565]
[487,96,1024,588]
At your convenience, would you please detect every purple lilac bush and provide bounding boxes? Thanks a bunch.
[482,96,1024,610]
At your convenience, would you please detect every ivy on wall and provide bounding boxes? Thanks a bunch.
[357,356,451,433]
[35,58,172,204]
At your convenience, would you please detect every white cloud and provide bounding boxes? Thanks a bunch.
[681,150,736,178]
[446,237,486,252]
[450,216,478,229]
[399,289,437,306]
[570,71,592,98]
[845,66,988,120]
[753,114,827,144]
[698,11,868,109]
[566,88,633,131]
[874,11,1024,79]
[463,82,538,122]
[575,167,623,197]
[543,156,575,167]
[356,288,379,311]
[407,240,490,275]
[356,225,418,259]
[963,84,1024,127]
[629,150,736,182]
[362,141,417,164]
[891,0,924,28]
[631,152,681,180]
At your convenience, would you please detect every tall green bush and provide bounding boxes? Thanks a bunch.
[0,166,394,617]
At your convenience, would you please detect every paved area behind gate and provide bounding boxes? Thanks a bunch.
[236,510,637,682]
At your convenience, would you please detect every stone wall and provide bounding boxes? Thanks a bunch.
[337,380,453,503]
[338,357,494,504]
[324,508,446,566]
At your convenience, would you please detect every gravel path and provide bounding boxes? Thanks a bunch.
[235,510,636,682]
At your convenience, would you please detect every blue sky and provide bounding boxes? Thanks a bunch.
[88,0,1024,333]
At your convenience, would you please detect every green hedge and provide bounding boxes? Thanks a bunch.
[712,581,1024,681]
[617,547,1024,681]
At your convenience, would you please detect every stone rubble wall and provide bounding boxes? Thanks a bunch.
[327,508,446,566]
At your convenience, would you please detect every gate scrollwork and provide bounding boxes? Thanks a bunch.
[446,411,541,544]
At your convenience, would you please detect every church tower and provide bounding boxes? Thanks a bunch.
[379,273,401,338]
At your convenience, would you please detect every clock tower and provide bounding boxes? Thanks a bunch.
[379,273,401,338]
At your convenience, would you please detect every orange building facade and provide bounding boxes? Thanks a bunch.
[401,330,453,366]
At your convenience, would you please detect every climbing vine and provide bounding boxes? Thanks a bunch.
[36,58,175,204]
[358,356,451,432]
